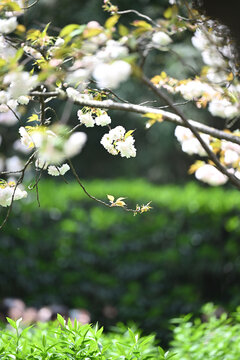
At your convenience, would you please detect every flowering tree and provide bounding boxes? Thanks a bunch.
[1,0,240,226]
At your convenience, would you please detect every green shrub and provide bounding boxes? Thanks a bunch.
[2,179,240,340]
[0,317,173,360]
[171,303,240,360]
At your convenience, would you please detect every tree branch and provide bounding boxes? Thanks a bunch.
[69,96,240,146]
[142,74,240,189]
[30,90,240,145]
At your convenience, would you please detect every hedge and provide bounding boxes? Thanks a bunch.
[1,179,240,341]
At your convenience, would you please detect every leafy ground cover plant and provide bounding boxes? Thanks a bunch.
[171,303,240,360]
[0,315,174,360]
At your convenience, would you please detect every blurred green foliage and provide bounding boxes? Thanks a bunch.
[171,303,240,359]
[1,179,240,341]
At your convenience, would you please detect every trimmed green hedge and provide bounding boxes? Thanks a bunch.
[2,179,240,340]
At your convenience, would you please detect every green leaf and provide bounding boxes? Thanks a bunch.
[27,114,39,123]
[6,317,17,330]
[107,194,115,203]
[60,24,81,38]
[125,129,135,139]
[131,20,152,30]
[57,313,65,327]
[105,15,120,30]
[118,24,129,36]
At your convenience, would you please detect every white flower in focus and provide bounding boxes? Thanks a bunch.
[0,17,18,34]
[48,163,70,176]
[77,110,95,127]
[101,126,136,158]
[100,134,118,155]
[64,132,87,158]
[209,98,239,119]
[93,61,131,89]
[115,136,136,158]
[95,113,111,126]
[109,126,126,140]
[195,164,228,186]
[152,31,172,48]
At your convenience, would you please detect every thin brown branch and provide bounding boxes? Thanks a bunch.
[68,159,138,213]
[22,0,40,10]
[7,105,21,122]
[117,9,160,28]
[0,152,36,230]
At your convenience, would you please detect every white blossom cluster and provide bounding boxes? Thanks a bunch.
[62,23,132,90]
[175,79,217,101]
[221,138,240,166]
[195,164,229,186]
[174,125,210,156]
[101,126,136,158]
[77,109,111,127]
[191,27,240,119]
[175,125,240,186]
[191,27,233,75]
